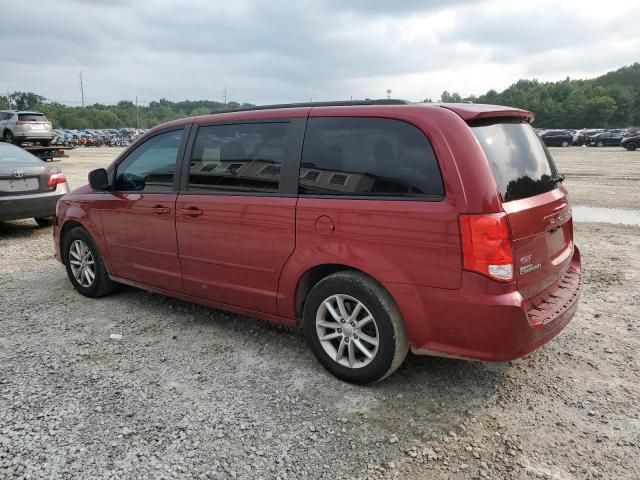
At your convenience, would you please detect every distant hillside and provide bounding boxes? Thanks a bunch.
[441,63,640,128]
[3,63,639,129]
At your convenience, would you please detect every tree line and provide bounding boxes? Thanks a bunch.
[2,63,639,130]
[437,63,640,128]
[0,92,254,130]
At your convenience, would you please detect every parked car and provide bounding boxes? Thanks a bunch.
[0,143,69,226]
[588,131,623,147]
[0,110,54,146]
[539,129,573,147]
[573,129,605,146]
[621,134,639,151]
[53,101,582,384]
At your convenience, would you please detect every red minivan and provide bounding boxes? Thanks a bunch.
[53,100,581,384]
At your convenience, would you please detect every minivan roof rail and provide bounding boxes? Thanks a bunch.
[209,99,411,114]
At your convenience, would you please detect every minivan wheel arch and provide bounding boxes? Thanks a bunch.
[294,264,398,325]
[60,220,85,262]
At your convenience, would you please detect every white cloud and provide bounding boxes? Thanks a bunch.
[0,0,637,105]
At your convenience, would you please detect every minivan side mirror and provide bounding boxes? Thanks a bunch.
[88,168,110,191]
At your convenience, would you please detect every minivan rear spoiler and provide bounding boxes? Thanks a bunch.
[436,104,534,123]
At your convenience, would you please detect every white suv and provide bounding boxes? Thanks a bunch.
[0,110,54,146]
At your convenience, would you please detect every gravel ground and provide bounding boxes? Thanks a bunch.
[1,147,639,479]
[556,146,640,209]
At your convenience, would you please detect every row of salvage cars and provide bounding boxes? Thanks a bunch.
[535,127,640,150]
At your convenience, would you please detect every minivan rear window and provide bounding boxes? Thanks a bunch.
[18,113,46,122]
[471,120,560,202]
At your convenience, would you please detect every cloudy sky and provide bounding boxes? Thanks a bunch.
[2,0,639,106]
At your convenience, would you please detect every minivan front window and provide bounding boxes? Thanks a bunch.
[114,130,183,192]
[472,120,560,202]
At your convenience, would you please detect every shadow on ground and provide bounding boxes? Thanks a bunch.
[0,220,49,239]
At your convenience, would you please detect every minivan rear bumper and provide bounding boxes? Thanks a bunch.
[385,246,581,362]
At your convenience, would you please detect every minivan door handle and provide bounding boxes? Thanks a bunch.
[151,205,172,215]
[180,206,204,217]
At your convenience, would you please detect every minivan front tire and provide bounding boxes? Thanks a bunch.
[63,227,117,298]
[303,271,408,384]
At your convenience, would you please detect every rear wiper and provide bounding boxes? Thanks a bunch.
[549,174,565,184]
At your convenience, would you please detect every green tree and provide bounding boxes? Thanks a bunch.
[473,62,639,127]
[9,92,46,110]
[440,91,462,103]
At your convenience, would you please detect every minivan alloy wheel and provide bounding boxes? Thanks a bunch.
[68,239,96,287]
[316,294,379,368]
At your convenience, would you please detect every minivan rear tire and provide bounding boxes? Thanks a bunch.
[626,142,637,151]
[63,227,117,298]
[303,271,408,384]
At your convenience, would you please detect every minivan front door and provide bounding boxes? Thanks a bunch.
[100,128,187,291]
[175,121,301,314]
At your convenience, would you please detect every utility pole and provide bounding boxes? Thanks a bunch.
[223,87,227,105]
[6,91,11,109]
[136,96,139,128]
[79,72,85,107]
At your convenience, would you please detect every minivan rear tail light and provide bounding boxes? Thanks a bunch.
[48,172,66,187]
[459,213,514,283]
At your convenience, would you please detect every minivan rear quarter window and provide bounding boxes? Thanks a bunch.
[472,120,560,202]
[300,117,444,198]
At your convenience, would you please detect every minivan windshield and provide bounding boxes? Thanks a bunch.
[471,120,560,202]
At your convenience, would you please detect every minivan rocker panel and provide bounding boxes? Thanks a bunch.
[54,101,582,384]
